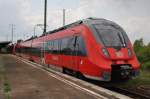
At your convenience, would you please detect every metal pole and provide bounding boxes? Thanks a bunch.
[43,0,47,34]
[10,24,15,43]
[6,34,8,41]
[12,25,13,43]
[63,9,65,26]
[23,33,25,40]
[34,26,36,37]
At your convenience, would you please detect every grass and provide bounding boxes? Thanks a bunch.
[118,69,150,88]
[3,79,11,99]
[0,65,12,99]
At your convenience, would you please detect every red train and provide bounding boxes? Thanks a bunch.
[14,18,140,81]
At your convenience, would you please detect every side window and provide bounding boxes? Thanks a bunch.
[67,37,75,55]
[52,40,55,54]
[76,36,87,56]
[34,44,41,57]
[58,39,61,54]
[61,37,75,55]
[60,35,87,56]
[45,41,49,53]
[45,40,53,53]
[37,45,42,57]
[45,39,61,54]
[49,41,53,53]
[53,40,59,54]
[61,38,69,54]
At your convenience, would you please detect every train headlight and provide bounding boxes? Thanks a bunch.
[128,48,132,57]
[102,48,110,57]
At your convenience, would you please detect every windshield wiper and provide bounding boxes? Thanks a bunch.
[117,33,126,47]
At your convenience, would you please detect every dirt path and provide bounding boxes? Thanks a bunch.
[0,55,5,99]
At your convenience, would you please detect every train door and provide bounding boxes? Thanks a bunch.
[62,36,79,70]
[72,35,87,71]
[67,36,76,69]
[71,35,81,71]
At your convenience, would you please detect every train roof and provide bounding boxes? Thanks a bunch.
[25,17,121,41]
[43,17,120,35]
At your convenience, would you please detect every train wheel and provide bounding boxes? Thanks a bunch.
[62,67,67,74]
[75,72,85,80]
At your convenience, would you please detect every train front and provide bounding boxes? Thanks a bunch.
[86,18,140,81]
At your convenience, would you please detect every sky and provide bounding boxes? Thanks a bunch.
[0,0,150,44]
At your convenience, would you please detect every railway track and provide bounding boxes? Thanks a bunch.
[61,71,150,99]
[84,78,150,99]
[105,87,150,99]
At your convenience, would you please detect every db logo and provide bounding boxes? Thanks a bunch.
[116,51,123,57]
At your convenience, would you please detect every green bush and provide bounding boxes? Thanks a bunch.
[142,62,150,70]
[134,38,150,70]
[4,81,11,93]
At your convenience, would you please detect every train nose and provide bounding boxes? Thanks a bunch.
[105,47,131,60]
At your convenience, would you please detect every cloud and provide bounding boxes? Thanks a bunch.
[0,0,149,44]
[0,0,25,41]
[75,0,150,44]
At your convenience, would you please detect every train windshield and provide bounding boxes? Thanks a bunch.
[93,24,128,47]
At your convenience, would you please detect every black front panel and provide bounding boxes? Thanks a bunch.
[111,64,132,80]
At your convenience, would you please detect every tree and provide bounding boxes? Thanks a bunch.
[134,38,150,70]
[134,38,144,52]
[148,42,150,47]
[134,38,144,62]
